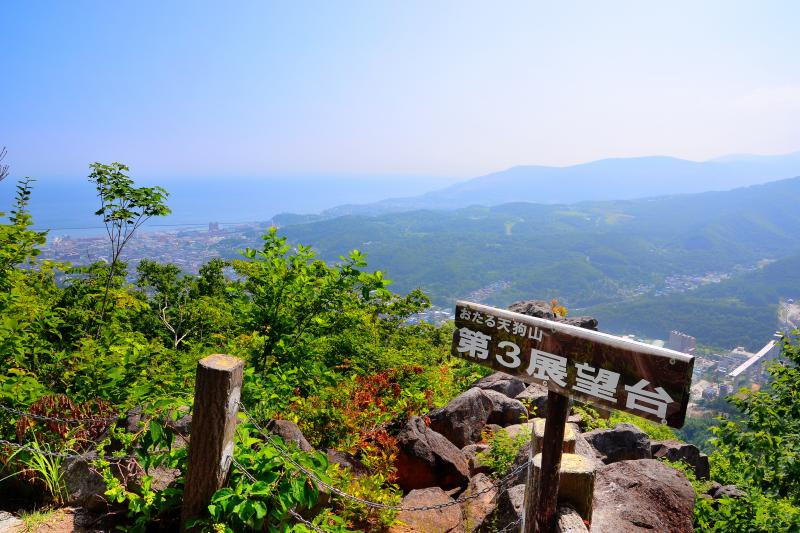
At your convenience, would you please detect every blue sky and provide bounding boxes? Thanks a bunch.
[2,1,799,179]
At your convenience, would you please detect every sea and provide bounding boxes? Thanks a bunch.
[0,174,457,237]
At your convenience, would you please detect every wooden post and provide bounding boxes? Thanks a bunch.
[525,390,570,533]
[181,354,244,530]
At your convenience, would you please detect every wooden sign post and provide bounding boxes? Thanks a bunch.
[450,301,694,533]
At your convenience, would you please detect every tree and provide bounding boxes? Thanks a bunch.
[89,163,170,334]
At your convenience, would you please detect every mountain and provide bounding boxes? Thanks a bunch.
[310,152,800,216]
[265,177,800,349]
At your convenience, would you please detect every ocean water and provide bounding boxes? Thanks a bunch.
[0,175,457,237]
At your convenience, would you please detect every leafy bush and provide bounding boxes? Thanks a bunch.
[477,427,529,478]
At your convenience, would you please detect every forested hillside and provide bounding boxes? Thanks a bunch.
[273,177,800,348]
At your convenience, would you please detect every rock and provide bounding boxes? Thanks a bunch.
[507,300,556,320]
[266,419,313,451]
[62,453,110,511]
[651,440,710,479]
[557,505,590,532]
[558,316,599,331]
[396,416,470,491]
[506,300,598,331]
[503,421,534,440]
[461,474,498,532]
[326,449,371,477]
[480,483,526,532]
[461,444,490,476]
[705,481,721,496]
[0,511,23,532]
[710,484,745,499]
[396,487,465,533]
[592,459,695,533]
[483,423,502,435]
[515,384,549,417]
[428,388,495,448]
[165,406,192,436]
[123,406,147,433]
[574,431,605,469]
[470,372,527,398]
[583,423,651,464]
[484,389,529,426]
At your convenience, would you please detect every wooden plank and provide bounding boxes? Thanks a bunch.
[451,301,694,428]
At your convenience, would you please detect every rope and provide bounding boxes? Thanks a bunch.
[237,401,529,512]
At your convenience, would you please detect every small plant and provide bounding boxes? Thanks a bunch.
[477,427,529,478]
[1,434,69,505]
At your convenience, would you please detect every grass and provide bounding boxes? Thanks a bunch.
[18,508,56,532]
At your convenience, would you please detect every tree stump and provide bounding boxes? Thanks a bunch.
[533,452,596,524]
[532,418,578,455]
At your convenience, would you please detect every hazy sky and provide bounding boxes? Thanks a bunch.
[2,1,799,179]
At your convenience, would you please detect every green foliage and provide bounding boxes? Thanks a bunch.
[88,162,170,333]
[477,427,529,478]
[1,434,69,505]
[197,427,352,533]
[608,411,677,441]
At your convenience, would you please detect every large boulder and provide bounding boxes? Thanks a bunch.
[266,419,313,451]
[592,459,695,533]
[62,453,143,512]
[428,388,495,448]
[484,390,529,427]
[395,487,465,533]
[583,423,651,464]
[461,473,498,532]
[515,384,549,417]
[428,388,527,448]
[395,417,470,491]
[470,372,527,399]
[651,440,710,480]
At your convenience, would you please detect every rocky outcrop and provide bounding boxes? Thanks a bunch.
[396,487,465,533]
[507,300,598,331]
[470,372,527,399]
[592,459,695,533]
[266,419,313,451]
[396,416,470,491]
[583,423,652,464]
[651,440,710,479]
[428,388,528,448]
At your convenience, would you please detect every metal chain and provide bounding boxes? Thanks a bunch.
[231,456,326,533]
[497,516,522,533]
[237,402,529,512]
[0,404,119,424]
[0,438,124,461]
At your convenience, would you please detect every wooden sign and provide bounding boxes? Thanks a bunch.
[452,301,694,428]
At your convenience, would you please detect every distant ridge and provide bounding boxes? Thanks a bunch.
[297,151,800,218]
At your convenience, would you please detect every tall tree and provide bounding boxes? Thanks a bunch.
[89,162,170,334]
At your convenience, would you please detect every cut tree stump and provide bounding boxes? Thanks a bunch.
[532,418,578,455]
[533,452,596,524]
